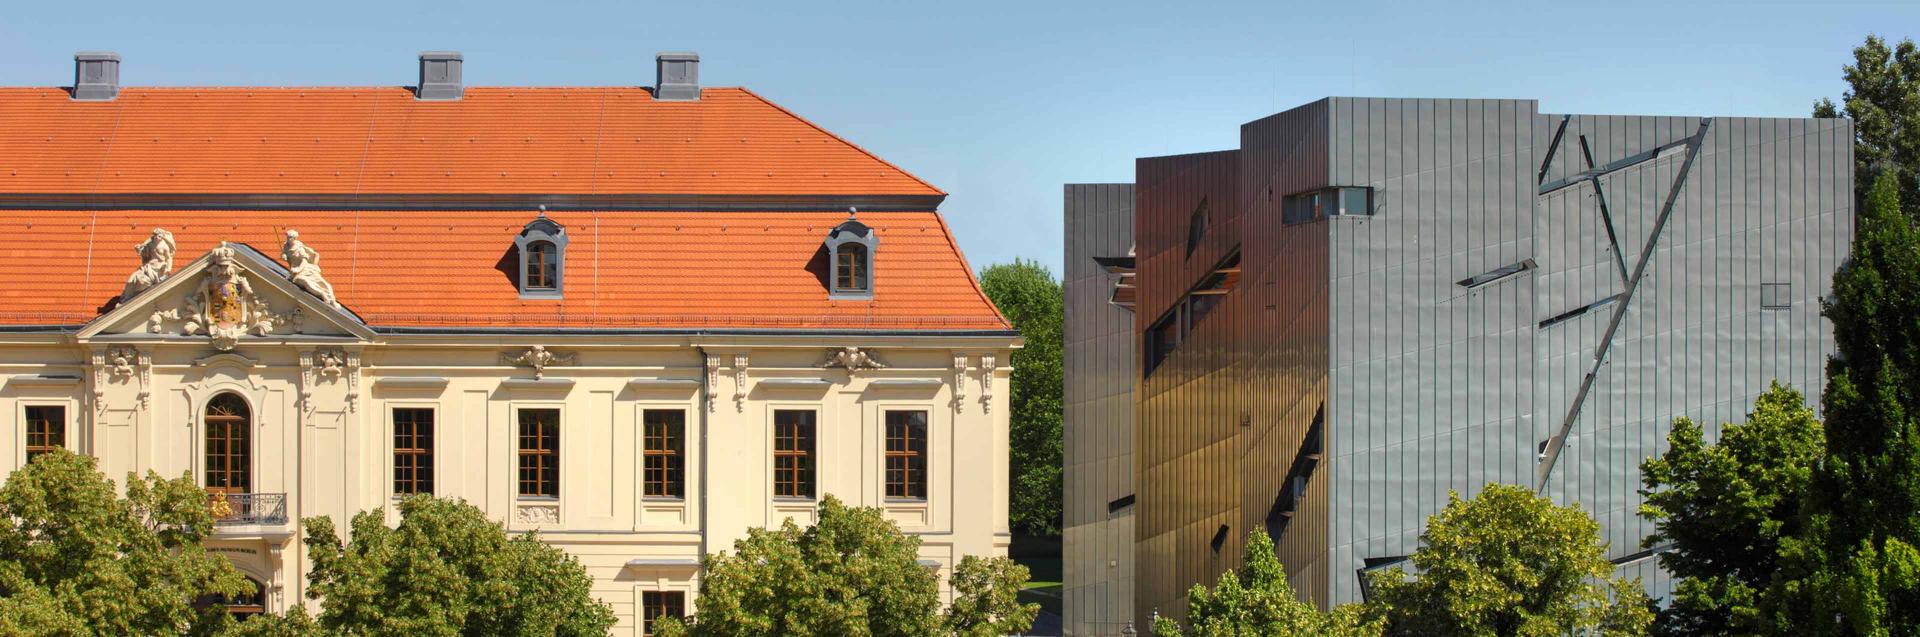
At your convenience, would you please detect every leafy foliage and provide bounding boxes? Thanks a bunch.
[979,259,1065,537]
[662,495,1033,637]
[0,450,253,636]
[1764,171,1920,635]
[300,495,615,636]
[1365,484,1654,637]
[1151,529,1381,637]
[1637,382,1823,635]
[1814,35,1920,213]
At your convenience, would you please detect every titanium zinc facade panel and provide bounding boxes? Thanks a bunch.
[1065,95,1852,628]
[1064,184,1138,637]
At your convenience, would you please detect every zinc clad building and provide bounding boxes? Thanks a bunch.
[1065,97,1851,631]
[0,52,1020,635]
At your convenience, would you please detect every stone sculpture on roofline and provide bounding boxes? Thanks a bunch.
[282,230,339,307]
[121,228,176,300]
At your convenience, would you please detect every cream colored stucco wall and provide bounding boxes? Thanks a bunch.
[0,331,1015,635]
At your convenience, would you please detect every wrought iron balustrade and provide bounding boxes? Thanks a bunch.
[207,492,288,526]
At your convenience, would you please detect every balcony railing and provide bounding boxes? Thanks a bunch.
[207,492,288,526]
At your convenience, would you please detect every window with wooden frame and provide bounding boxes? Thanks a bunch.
[772,409,816,499]
[641,591,686,636]
[885,410,928,500]
[525,241,557,290]
[835,244,869,292]
[643,410,685,498]
[23,405,65,463]
[517,408,560,498]
[392,408,434,496]
[204,393,251,494]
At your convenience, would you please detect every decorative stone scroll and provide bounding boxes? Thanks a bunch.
[818,347,887,373]
[299,347,360,414]
[121,228,176,300]
[952,354,969,412]
[705,354,721,413]
[91,346,151,413]
[501,346,576,380]
[980,353,996,414]
[734,354,750,412]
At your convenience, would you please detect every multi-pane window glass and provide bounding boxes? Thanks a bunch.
[525,241,557,290]
[643,410,685,498]
[393,408,434,495]
[1281,187,1373,224]
[24,405,64,463]
[517,409,560,497]
[835,244,869,292]
[773,410,816,499]
[885,410,928,499]
[641,591,686,636]
[204,393,251,493]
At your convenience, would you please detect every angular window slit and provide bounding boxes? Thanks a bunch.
[1210,524,1230,553]
[1455,258,1537,289]
[1107,494,1136,514]
[1538,294,1620,329]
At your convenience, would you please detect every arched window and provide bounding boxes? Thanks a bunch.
[514,208,567,299]
[525,241,557,290]
[825,213,877,300]
[204,393,251,494]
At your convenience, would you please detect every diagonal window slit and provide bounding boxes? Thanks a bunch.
[1538,294,1621,329]
[1456,258,1537,290]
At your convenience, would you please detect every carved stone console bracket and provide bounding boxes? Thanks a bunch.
[980,353,996,414]
[733,354,750,412]
[298,347,360,414]
[92,346,152,413]
[705,354,720,413]
[951,353,970,413]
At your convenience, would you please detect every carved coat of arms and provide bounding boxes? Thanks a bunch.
[151,244,295,351]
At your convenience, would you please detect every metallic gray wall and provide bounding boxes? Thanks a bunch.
[1064,183,1138,636]
[1320,97,1853,604]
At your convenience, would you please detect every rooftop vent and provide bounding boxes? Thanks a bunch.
[655,52,699,101]
[417,51,463,100]
[73,52,120,101]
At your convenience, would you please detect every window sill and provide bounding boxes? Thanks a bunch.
[884,497,928,504]
[642,496,687,503]
[772,496,817,503]
[516,495,560,502]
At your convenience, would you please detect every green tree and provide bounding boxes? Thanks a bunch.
[299,495,615,636]
[979,259,1064,537]
[1814,35,1920,212]
[1636,382,1824,636]
[1151,529,1381,637]
[0,450,253,636]
[1365,484,1654,637]
[1765,172,1920,635]
[659,494,1033,637]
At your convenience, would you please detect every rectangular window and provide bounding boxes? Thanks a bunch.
[517,408,560,498]
[641,591,686,636]
[1282,187,1373,224]
[885,410,928,499]
[24,405,65,463]
[773,410,816,499]
[1145,311,1178,376]
[1761,282,1792,309]
[392,408,434,495]
[1334,186,1373,216]
[643,410,685,498]
[835,246,868,291]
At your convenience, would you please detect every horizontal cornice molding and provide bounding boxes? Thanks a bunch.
[0,192,945,212]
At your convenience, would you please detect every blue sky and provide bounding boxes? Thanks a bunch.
[0,1,1911,275]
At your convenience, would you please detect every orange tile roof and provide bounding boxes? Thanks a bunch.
[0,210,1009,331]
[0,87,942,197]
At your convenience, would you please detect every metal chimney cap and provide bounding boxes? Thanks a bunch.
[75,51,121,62]
[419,51,463,61]
[656,51,699,62]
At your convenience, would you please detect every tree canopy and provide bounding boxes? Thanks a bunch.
[1365,484,1654,637]
[1814,35,1920,213]
[656,494,1034,637]
[1151,529,1380,637]
[1637,382,1824,635]
[979,259,1065,537]
[0,450,253,636]
[299,495,615,637]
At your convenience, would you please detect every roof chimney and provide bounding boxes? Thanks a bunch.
[72,52,120,101]
[417,51,463,100]
[655,52,699,101]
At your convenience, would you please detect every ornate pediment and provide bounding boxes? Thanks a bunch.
[80,241,374,348]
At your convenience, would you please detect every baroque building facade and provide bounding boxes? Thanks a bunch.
[0,52,1016,635]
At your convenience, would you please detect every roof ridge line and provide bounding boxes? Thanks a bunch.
[733,87,946,198]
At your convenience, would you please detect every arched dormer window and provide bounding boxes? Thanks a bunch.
[825,211,877,300]
[514,208,567,299]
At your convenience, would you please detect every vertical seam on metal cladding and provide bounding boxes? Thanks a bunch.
[1535,117,1713,492]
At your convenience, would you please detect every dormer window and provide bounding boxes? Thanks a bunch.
[514,208,567,299]
[825,211,878,300]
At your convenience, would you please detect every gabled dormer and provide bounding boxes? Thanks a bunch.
[516,208,567,300]
[826,210,877,301]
